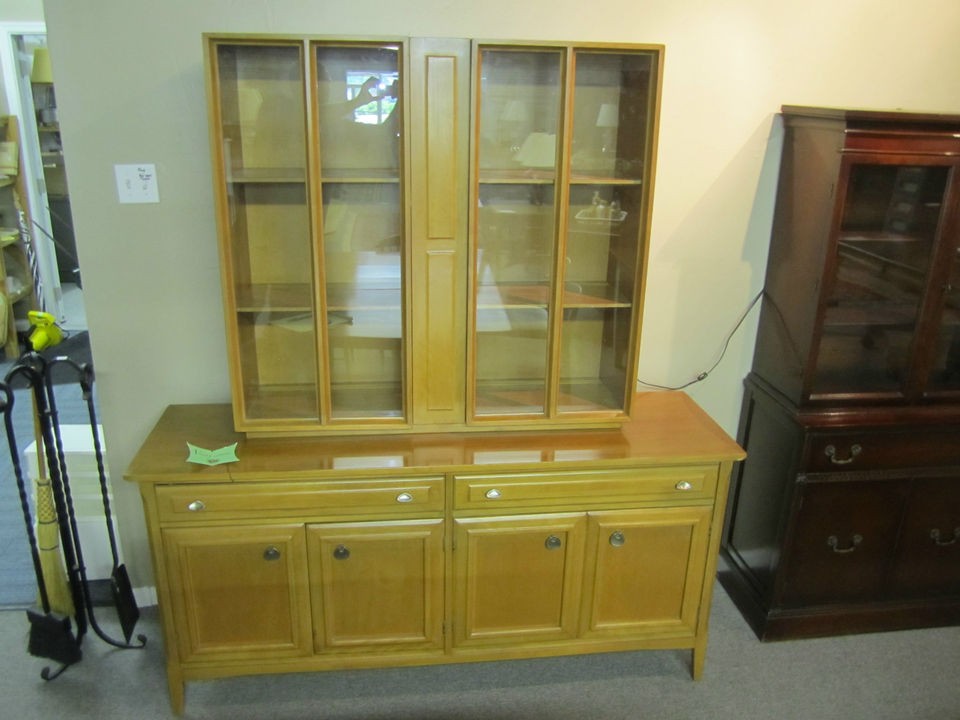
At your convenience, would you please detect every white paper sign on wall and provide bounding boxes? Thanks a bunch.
[114,163,160,203]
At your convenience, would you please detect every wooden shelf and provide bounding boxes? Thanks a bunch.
[228,167,306,183]
[476,283,631,310]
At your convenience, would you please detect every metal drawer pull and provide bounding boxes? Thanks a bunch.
[187,500,205,512]
[263,546,281,561]
[396,492,413,503]
[827,534,863,553]
[545,535,563,550]
[675,481,693,491]
[485,488,502,500]
[824,444,862,465]
[930,527,960,546]
[333,545,350,560]
[609,531,626,547]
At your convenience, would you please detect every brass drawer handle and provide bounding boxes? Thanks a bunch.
[187,500,205,512]
[545,535,562,550]
[930,527,960,546]
[396,492,414,503]
[484,488,502,500]
[263,546,281,561]
[824,444,862,465]
[675,481,693,491]
[827,534,862,553]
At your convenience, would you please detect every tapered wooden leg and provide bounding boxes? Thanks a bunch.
[167,663,185,715]
[691,640,706,680]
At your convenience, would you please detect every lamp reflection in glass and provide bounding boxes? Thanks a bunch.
[500,100,530,156]
[513,132,556,169]
[596,102,619,157]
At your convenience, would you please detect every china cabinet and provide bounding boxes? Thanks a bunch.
[127,392,744,714]
[204,35,662,435]
[721,106,960,640]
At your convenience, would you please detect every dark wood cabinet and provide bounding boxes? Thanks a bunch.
[721,107,960,640]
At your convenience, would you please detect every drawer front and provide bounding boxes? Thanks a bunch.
[805,428,960,473]
[155,476,444,522]
[454,466,717,512]
[779,479,909,608]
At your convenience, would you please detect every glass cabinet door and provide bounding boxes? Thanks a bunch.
[473,48,563,417]
[213,42,317,422]
[314,43,405,421]
[811,161,950,397]
[471,44,659,422]
[560,50,656,414]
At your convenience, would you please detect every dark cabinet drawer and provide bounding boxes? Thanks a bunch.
[888,477,960,599]
[805,428,960,473]
[779,479,909,607]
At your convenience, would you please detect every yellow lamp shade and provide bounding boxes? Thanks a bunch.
[31,47,53,84]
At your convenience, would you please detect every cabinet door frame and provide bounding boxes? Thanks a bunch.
[452,512,586,647]
[306,518,445,653]
[579,506,712,639]
[162,523,313,663]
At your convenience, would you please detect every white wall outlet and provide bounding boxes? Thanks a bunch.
[115,163,160,203]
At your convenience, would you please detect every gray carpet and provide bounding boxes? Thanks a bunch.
[0,580,957,720]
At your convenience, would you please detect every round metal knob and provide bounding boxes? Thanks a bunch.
[544,535,562,550]
[263,546,281,561]
[396,492,413,503]
[675,481,693,491]
[187,500,205,512]
[485,488,502,500]
[609,531,626,547]
[333,545,350,560]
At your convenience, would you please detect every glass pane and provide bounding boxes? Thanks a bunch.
[558,184,643,412]
[812,164,947,395]
[316,44,403,420]
[217,44,316,420]
[316,45,401,176]
[557,50,655,414]
[474,49,563,417]
[570,52,655,181]
[928,244,960,393]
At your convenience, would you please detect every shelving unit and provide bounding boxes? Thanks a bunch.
[0,116,37,357]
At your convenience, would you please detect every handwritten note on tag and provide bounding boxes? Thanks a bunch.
[186,442,239,466]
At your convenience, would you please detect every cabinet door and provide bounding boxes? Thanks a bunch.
[809,155,959,400]
[313,42,406,423]
[469,43,661,423]
[580,507,711,638]
[453,513,586,646]
[208,40,318,425]
[888,477,960,598]
[307,519,444,652]
[162,525,312,662]
[779,479,908,607]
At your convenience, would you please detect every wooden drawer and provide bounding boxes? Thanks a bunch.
[805,428,960,473]
[454,466,717,512]
[155,476,444,522]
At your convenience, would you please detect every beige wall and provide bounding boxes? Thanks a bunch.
[38,0,960,588]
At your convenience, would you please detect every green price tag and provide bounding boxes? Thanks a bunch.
[186,442,239,466]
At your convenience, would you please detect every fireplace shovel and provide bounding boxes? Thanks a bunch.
[0,382,82,673]
[51,358,141,643]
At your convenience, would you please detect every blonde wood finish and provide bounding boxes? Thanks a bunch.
[307,519,444,652]
[409,38,470,426]
[161,524,313,663]
[127,392,742,714]
[453,513,586,645]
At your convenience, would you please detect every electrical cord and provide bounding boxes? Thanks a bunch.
[637,289,764,391]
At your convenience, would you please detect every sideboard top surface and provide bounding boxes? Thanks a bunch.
[125,392,744,484]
